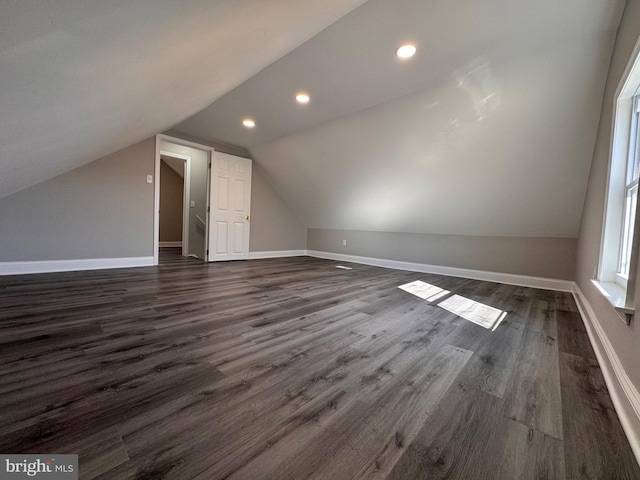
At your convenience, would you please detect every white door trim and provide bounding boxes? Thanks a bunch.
[154,134,215,264]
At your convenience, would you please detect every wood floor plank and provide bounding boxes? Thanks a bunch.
[218,343,472,480]
[386,383,566,480]
[64,427,129,480]
[500,312,563,439]
[0,251,637,479]
[560,352,640,479]
[556,309,597,361]
[449,309,526,398]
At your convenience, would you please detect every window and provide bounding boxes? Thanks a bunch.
[618,96,640,281]
[596,46,640,325]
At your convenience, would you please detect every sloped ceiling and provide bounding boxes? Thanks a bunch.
[0,0,368,199]
[3,0,626,239]
[175,0,625,238]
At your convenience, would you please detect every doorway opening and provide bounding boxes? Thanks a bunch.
[154,135,213,265]
[159,151,189,257]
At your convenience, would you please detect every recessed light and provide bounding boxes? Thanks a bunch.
[295,93,310,104]
[395,43,417,59]
[242,118,255,128]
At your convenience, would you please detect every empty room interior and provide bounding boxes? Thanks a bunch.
[3,0,640,478]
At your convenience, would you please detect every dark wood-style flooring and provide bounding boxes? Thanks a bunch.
[1,250,639,479]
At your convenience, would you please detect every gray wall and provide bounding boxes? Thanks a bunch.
[308,229,577,280]
[250,162,307,252]
[0,138,155,261]
[159,160,184,243]
[576,0,640,408]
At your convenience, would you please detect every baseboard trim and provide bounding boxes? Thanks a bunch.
[0,257,155,275]
[159,241,182,248]
[249,250,307,260]
[572,285,640,464]
[305,250,574,292]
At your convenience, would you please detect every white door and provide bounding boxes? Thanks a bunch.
[208,152,252,261]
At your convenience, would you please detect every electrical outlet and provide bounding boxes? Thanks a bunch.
[342,239,347,246]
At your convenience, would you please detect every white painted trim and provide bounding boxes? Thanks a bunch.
[572,285,640,465]
[159,241,182,248]
[305,250,574,292]
[153,136,161,266]
[249,250,306,259]
[158,134,216,152]
[0,257,154,275]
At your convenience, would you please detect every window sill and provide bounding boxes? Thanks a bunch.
[591,279,634,325]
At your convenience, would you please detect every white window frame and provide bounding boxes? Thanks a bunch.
[617,97,640,284]
[596,42,640,325]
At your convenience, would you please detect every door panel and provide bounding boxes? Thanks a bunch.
[208,152,252,261]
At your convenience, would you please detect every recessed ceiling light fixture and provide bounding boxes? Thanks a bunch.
[395,43,417,59]
[295,93,310,104]
[242,118,256,128]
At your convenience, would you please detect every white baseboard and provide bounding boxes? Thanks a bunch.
[160,241,182,248]
[0,257,155,275]
[249,250,306,260]
[305,250,574,292]
[572,285,640,464]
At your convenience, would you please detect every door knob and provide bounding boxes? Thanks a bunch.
[245,215,250,220]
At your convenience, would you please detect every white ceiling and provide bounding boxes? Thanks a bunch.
[1,0,626,239]
[176,0,625,238]
[0,0,368,199]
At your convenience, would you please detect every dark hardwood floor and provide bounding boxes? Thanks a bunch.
[1,250,638,479]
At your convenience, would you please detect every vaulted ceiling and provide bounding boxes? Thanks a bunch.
[1,0,626,238]
[0,0,368,199]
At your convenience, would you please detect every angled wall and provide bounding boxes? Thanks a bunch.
[250,162,307,253]
[575,0,640,460]
[0,138,156,262]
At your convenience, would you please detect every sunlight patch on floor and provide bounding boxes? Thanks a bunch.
[438,294,507,331]
[398,280,450,302]
[398,280,507,331]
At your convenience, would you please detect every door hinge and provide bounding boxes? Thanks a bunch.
[208,206,210,213]
[206,249,209,255]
